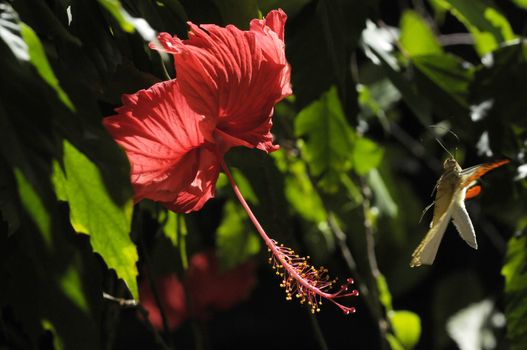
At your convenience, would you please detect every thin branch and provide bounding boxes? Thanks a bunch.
[308,312,330,350]
[103,292,172,350]
[181,278,206,350]
[411,0,440,34]
[302,169,375,317]
[360,179,390,350]
[326,212,372,303]
[438,33,474,46]
[102,292,138,307]
[136,305,173,350]
[138,228,174,347]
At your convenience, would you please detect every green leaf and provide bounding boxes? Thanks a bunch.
[42,319,64,350]
[160,210,188,269]
[389,310,422,350]
[361,22,432,124]
[512,0,527,9]
[357,78,401,129]
[351,136,384,176]
[295,86,354,192]
[52,140,138,299]
[377,273,393,311]
[58,265,90,314]
[231,168,259,205]
[97,0,155,41]
[435,0,515,56]
[273,151,327,224]
[13,168,52,249]
[216,201,260,271]
[386,334,405,350]
[19,23,75,111]
[400,10,443,56]
[377,274,422,349]
[161,211,186,247]
[0,4,29,61]
[368,169,398,218]
[502,234,527,349]
[97,0,134,32]
[287,0,368,112]
[412,53,473,120]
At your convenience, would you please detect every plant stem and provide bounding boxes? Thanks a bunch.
[360,179,390,350]
[308,312,330,350]
[139,227,174,347]
[326,211,375,312]
[220,159,349,301]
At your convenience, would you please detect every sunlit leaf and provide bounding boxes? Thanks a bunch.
[351,136,383,176]
[161,210,186,247]
[19,23,75,111]
[216,201,260,271]
[160,210,188,269]
[357,78,401,128]
[275,151,327,223]
[377,273,393,311]
[400,10,443,56]
[511,0,527,9]
[378,274,422,349]
[389,310,421,350]
[59,265,90,314]
[295,86,354,192]
[386,334,405,350]
[97,0,155,40]
[42,319,64,350]
[368,169,397,218]
[361,21,432,124]
[435,0,515,56]
[502,234,527,349]
[412,53,473,120]
[52,140,138,299]
[97,0,134,32]
[13,168,52,249]
[0,3,28,61]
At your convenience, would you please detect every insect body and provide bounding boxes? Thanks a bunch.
[410,157,509,267]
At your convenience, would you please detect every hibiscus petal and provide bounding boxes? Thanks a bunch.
[150,9,292,153]
[249,9,292,99]
[162,146,220,213]
[103,79,220,212]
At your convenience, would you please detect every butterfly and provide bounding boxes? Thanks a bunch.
[410,157,509,267]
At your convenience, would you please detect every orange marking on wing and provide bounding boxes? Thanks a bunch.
[462,159,510,187]
[465,185,481,200]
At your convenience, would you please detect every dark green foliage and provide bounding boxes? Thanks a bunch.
[1,1,527,349]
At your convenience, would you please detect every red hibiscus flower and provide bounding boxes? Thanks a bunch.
[105,9,358,314]
[140,251,256,330]
[103,9,291,213]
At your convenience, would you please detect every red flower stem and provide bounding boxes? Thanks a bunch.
[220,159,343,300]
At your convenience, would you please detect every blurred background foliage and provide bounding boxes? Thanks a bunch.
[1,0,527,349]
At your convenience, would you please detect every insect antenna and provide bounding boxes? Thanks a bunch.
[427,125,460,159]
[435,137,455,159]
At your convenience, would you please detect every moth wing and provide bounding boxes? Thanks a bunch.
[410,204,454,267]
[451,196,477,249]
[465,184,482,200]
[460,160,510,187]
